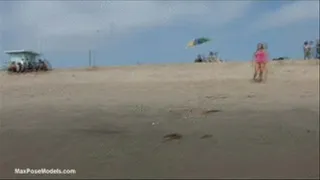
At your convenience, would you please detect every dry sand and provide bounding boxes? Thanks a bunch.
[0,60,319,179]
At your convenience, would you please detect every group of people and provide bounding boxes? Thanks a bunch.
[252,40,320,83]
[193,40,318,83]
[303,40,320,60]
[194,51,223,63]
[7,58,49,73]
[193,44,268,82]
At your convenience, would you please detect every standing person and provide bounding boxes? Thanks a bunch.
[303,41,308,60]
[252,43,269,82]
[303,41,311,60]
[309,41,314,59]
[207,51,214,62]
[316,39,320,60]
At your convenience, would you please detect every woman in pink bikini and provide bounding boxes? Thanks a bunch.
[252,43,269,82]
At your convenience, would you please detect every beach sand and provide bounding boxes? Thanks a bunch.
[0,60,319,179]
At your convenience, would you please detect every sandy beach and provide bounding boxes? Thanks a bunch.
[0,60,319,179]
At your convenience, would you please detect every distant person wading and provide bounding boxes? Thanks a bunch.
[252,43,269,82]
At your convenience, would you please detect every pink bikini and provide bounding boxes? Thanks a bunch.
[255,50,268,63]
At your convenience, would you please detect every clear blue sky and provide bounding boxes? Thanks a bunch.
[0,1,319,68]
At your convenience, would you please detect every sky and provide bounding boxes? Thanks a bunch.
[0,0,319,68]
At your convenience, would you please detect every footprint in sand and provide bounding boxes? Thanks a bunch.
[163,133,183,142]
[200,134,213,139]
[247,94,255,98]
[202,109,222,115]
[205,95,228,100]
